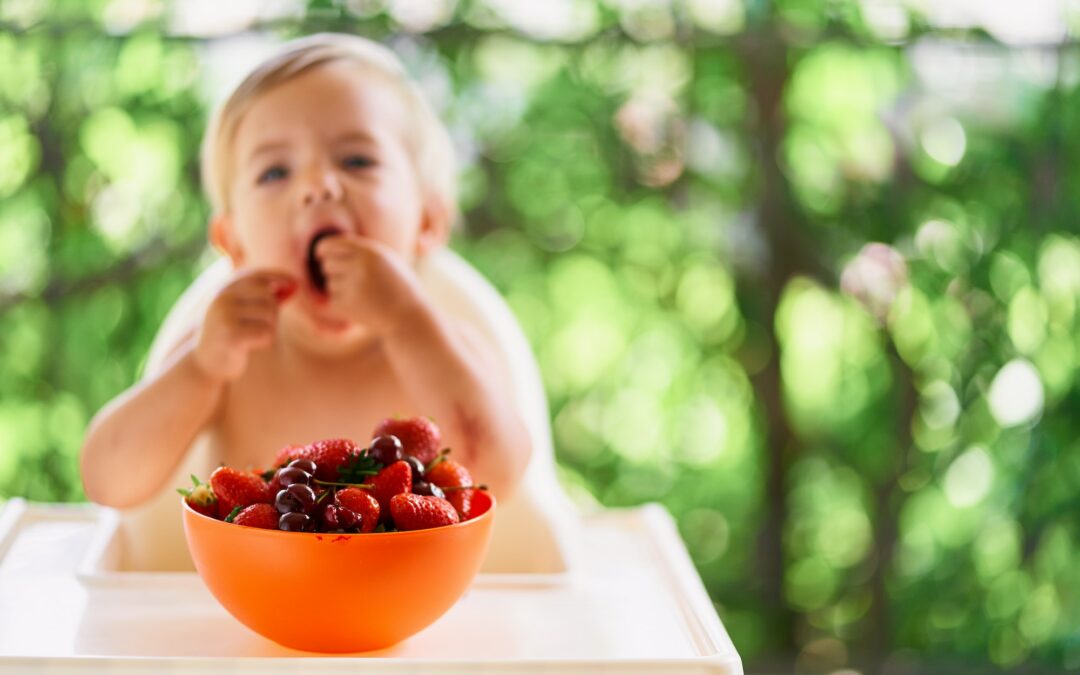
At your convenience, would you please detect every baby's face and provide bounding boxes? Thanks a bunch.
[220,62,439,336]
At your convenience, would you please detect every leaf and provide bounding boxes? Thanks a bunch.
[224,506,242,523]
[337,450,380,484]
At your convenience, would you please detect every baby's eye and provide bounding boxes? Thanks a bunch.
[343,155,375,169]
[257,165,288,184]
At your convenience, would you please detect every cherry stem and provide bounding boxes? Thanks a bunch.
[441,484,488,492]
[424,448,452,472]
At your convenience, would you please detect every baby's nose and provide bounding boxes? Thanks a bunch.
[300,171,343,206]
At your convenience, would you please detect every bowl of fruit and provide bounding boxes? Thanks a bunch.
[179,417,494,653]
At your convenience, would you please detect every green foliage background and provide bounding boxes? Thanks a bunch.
[2,0,1079,671]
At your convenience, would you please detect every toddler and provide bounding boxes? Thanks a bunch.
[79,34,532,529]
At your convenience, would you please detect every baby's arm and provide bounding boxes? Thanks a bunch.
[384,303,532,500]
[317,237,532,499]
[80,269,296,507]
[79,338,225,507]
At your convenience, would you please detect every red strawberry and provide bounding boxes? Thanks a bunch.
[273,444,304,468]
[365,460,412,516]
[372,417,441,465]
[390,493,460,531]
[232,503,279,529]
[177,474,217,518]
[447,487,483,521]
[335,487,381,533]
[294,438,362,481]
[209,466,273,519]
[426,459,473,490]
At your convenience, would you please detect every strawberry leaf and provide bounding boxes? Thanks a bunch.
[336,449,380,484]
[224,506,242,523]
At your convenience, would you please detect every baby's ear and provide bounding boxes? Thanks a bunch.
[415,196,451,258]
[209,214,244,266]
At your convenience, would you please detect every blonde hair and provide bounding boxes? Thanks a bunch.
[200,33,456,220]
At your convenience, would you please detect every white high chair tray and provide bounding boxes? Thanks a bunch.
[0,498,741,674]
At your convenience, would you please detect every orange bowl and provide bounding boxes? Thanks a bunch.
[181,491,494,653]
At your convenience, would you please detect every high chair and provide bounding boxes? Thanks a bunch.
[118,248,579,575]
[0,249,742,672]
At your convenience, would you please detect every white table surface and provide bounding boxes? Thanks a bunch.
[0,499,742,674]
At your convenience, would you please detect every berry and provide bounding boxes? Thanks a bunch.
[365,460,412,516]
[209,467,272,519]
[402,455,425,483]
[368,435,403,465]
[279,511,316,532]
[372,417,441,465]
[177,474,217,518]
[232,503,279,529]
[413,481,445,499]
[426,460,473,490]
[307,230,339,294]
[320,504,361,533]
[335,488,381,533]
[295,438,362,481]
[447,487,483,521]
[275,483,318,515]
[273,444,305,468]
[390,494,460,531]
[287,458,317,475]
[275,467,312,489]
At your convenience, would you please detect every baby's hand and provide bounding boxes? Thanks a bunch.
[314,235,423,334]
[194,270,298,381]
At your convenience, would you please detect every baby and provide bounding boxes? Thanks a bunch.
[79,34,532,519]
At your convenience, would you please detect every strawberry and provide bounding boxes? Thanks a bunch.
[177,474,217,518]
[209,466,273,519]
[447,487,483,521]
[273,444,304,468]
[294,438,362,481]
[426,459,473,490]
[232,503,279,529]
[365,460,412,516]
[335,487,381,533]
[390,493,460,531]
[372,417,441,465]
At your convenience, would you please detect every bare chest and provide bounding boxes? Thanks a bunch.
[209,350,415,469]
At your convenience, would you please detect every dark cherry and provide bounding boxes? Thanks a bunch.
[307,230,340,293]
[403,455,425,483]
[287,458,317,475]
[413,481,445,499]
[275,483,318,514]
[321,504,361,532]
[275,467,311,488]
[369,435,403,465]
[279,511,315,532]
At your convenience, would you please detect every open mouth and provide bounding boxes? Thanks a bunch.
[306,227,343,294]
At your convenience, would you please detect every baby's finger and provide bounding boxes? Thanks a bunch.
[233,269,299,294]
[236,268,298,286]
[233,279,298,305]
[234,319,275,349]
[235,303,278,325]
[319,255,363,278]
[231,295,277,313]
[315,234,366,260]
